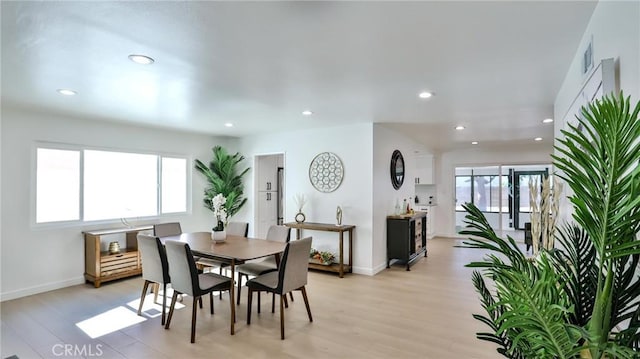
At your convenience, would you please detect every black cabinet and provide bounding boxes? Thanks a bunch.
[386,212,427,270]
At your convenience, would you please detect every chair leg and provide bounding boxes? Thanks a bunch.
[210,292,214,315]
[198,296,203,309]
[280,294,285,340]
[272,292,275,313]
[161,283,168,325]
[137,280,151,316]
[257,291,261,314]
[219,267,224,299]
[284,294,289,308]
[246,288,253,325]
[289,292,295,302]
[300,286,313,322]
[153,283,160,304]
[165,291,179,329]
[191,296,198,343]
[236,274,243,305]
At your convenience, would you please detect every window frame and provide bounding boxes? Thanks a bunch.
[33,142,191,228]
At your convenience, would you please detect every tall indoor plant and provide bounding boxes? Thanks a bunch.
[195,146,250,220]
[461,93,640,358]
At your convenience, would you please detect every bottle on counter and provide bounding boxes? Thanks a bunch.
[394,199,401,215]
[402,198,407,214]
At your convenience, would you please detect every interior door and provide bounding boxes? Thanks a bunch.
[512,170,548,229]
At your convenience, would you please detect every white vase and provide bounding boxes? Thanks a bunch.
[211,230,226,242]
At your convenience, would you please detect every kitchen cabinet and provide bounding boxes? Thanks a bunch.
[257,155,278,191]
[414,154,434,185]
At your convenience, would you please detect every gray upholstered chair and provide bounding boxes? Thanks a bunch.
[246,237,313,340]
[164,240,233,343]
[153,222,182,237]
[137,234,171,325]
[235,225,291,305]
[226,221,249,237]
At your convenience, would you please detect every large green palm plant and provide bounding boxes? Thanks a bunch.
[462,93,640,358]
[194,146,250,219]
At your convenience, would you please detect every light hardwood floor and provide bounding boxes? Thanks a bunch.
[1,237,504,359]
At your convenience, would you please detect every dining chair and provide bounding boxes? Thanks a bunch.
[164,240,233,343]
[235,225,291,305]
[137,234,171,325]
[153,222,182,237]
[196,221,249,274]
[246,237,313,340]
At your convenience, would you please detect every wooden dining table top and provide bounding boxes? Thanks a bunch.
[159,231,286,262]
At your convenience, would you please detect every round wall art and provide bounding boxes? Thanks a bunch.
[309,152,344,193]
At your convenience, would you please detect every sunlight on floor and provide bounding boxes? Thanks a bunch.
[76,306,147,339]
[76,292,187,339]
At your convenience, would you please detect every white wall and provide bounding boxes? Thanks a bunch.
[372,124,428,273]
[0,106,224,300]
[436,145,553,237]
[554,0,640,221]
[236,123,375,274]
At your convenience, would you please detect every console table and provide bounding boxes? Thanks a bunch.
[83,225,153,287]
[284,222,355,278]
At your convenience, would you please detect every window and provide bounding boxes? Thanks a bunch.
[36,145,188,224]
[161,157,187,214]
[84,150,158,221]
[36,148,81,223]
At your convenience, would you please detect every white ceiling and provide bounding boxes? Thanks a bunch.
[1,1,597,153]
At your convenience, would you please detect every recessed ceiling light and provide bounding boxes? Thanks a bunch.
[534,137,543,141]
[302,110,313,116]
[471,141,479,145]
[57,89,77,96]
[455,125,465,130]
[418,91,433,99]
[128,54,154,65]
[542,118,554,123]
[224,123,233,127]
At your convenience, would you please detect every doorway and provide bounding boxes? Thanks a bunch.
[511,170,549,230]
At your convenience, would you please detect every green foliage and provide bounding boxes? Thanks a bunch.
[462,93,640,359]
[194,146,250,218]
[552,93,640,358]
[460,203,582,359]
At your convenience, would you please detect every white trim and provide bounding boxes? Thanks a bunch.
[0,276,85,302]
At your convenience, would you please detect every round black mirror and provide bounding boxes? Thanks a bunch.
[390,150,405,190]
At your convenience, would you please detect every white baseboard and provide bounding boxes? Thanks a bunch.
[1,276,85,302]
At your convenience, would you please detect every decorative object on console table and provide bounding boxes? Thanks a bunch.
[83,225,152,288]
[309,152,344,193]
[108,241,120,254]
[294,193,307,223]
[336,206,342,226]
[386,211,427,271]
[284,221,355,278]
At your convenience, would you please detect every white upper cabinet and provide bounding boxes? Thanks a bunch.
[414,154,434,185]
[257,155,278,191]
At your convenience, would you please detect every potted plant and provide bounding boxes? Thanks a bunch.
[195,146,250,224]
[460,93,640,358]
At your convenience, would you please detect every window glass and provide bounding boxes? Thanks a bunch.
[36,148,80,223]
[161,157,187,214]
[455,176,472,210]
[83,150,158,221]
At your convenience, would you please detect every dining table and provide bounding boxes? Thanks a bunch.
[159,232,286,335]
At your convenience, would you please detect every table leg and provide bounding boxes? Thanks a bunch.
[339,231,344,278]
[348,229,353,272]
[230,259,236,335]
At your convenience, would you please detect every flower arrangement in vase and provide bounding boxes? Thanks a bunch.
[211,193,228,241]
